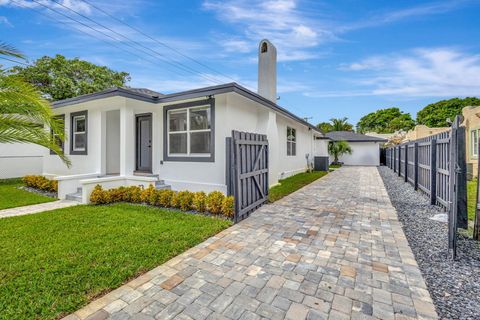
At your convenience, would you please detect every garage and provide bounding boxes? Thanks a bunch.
[325,131,387,166]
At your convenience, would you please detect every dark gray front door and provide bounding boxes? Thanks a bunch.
[136,114,152,172]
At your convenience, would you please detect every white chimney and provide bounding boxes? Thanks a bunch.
[258,39,277,103]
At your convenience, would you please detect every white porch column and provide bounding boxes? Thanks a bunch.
[256,109,279,186]
[120,106,135,176]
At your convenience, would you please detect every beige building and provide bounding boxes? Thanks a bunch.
[462,106,480,179]
[403,125,450,142]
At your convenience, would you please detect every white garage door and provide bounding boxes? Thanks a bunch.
[333,142,380,166]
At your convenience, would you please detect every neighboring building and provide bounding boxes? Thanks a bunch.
[43,40,329,203]
[462,105,480,179]
[364,132,395,141]
[0,143,44,179]
[403,125,449,142]
[324,131,386,166]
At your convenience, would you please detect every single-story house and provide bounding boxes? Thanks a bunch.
[43,40,329,203]
[0,143,44,179]
[325,131,386,166]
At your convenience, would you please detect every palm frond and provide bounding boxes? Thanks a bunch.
[0,42,24,60]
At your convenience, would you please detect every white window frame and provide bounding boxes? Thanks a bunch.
[472,129,478,158]
[287,126,296,156]
[167,105,212,157]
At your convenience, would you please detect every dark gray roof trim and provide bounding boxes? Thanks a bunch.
[52,83,322,134]
[325,131,387,142]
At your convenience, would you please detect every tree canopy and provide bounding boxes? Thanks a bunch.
[11,55,130,101]
[416,97,480,127]
[356,107,415,134]
[317,117,353,133]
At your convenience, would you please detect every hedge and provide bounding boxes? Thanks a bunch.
[22,175,58,193]
[90,185,235,218]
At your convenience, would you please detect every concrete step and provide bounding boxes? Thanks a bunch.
[65,192,82,202]
[155,184,171,191]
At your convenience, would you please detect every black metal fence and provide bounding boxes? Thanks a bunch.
[385,116,468,258]
[226,130,269,223]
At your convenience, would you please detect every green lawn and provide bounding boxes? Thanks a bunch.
[329,164,342,169]
[0,203,231,320]
[269,171,328,202]
[0,178,55,210]
[467,179,477,223]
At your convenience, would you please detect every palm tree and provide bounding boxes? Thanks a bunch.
[0,42,70,166]
[328,141,352,164]
[330,117,354,132]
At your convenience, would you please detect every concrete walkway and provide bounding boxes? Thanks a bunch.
[65,167,437,320]
[0,199,78,219]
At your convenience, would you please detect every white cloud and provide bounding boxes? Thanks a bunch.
[309,48,480,98]
[203,0,333,61]
[0,15,12,26]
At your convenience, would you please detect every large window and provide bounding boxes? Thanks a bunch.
[287,126,296,156]
[472,129,478,158]
[70,111,87,155]
[164,99,214,162]
[50,114,65,155]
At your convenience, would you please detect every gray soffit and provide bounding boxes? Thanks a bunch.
[52,83,322,134]
[325,131,387,142]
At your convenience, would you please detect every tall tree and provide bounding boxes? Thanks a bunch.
[11,54,130,101]
[416,97,480,127]
[330,117,354,132]
[0,43,70,166]
[357,107,415,133]
[328,141,352,164]
[316,121,333,134]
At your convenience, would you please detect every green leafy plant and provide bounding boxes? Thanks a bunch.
[356,107,415,133]
[158,189,175,207]
[193,191,207,212]
[328,141,352,165]
[206,191,225,215]
[222,196,235,218]
[22,175,58,193]
[176,191,194,211]
[417,97,480,127]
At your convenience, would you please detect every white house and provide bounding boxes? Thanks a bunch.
[325,131,386,166]
[42,40,328,203]
[0,143,44,179]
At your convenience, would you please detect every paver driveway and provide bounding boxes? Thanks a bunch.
[66,167,437,320]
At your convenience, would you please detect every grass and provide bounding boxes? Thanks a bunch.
[269,170,328,202]
[0,203,231,320]
[467,179,477,223]
[329,164,342,169]
[0,178,55,210]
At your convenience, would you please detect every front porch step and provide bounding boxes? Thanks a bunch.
[66,192,82,202]
[134,172,160,178]
[155,181,171,190]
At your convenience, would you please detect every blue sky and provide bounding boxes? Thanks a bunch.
[1,0,480,126]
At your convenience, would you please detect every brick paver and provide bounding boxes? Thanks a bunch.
[0,199,78,219]
[64,167,438,320]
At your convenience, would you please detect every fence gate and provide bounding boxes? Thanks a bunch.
[226,130,269,222]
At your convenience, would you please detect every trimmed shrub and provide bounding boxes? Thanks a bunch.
[141,184,155,203]
[158,189,175,207]
[206,191,225,215]
[149,189,160,206]
[90,185,112,204]
[193,191,207,213]
[125,186,143,203]
[170,191,180,209]
[222,196,235,218]
[108,186,127,202]
[22,175,58,193]
[176,191,194,211]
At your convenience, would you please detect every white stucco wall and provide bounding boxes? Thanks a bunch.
[332,142,381,166]
[0,143,44,178]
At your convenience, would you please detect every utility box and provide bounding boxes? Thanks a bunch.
[314,156,329,171]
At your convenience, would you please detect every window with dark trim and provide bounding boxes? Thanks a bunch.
[50,114,65,155]
[163,98,215,162]
[287,126,296,156]
[472,129,478,158]
[70,110,88,155]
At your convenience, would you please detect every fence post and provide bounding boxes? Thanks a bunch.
[393,148,396,172]
[456,126,468,229]
[398,146,401,177]
[414,142,419,190]
[404,145,408,182]
[430,139,437,205]
[475,136,480,239]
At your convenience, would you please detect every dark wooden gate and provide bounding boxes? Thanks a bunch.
[226,130,269,222]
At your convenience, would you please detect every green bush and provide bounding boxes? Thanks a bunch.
[90,185,112,204]
[22,175,58,193]
[206,191,225,215]
[176,191,194,211]
[141,184,155,203]
[222,196,235,218]
[158,189,175,207]
[193,191,207,212]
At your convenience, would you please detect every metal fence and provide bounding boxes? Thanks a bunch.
[385,116,468,258]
